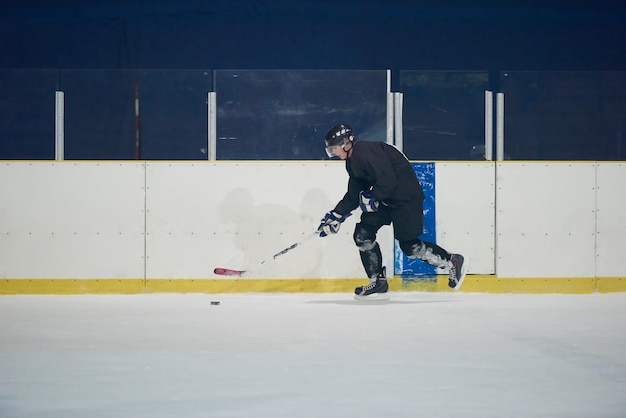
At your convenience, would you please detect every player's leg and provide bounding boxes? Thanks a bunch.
[354,222,384,278]
[353,211,391,300]
[393,199,467,289]
[399,237,450,269]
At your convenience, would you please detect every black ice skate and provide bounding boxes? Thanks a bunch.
[354,267,390,301]
[448,254,468,290]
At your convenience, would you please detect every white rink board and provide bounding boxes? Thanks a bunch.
[495,162,597,278]
[144,162,394,279]
[0,162,145,279]
[2,161,624,282]
[435,162,495,274]
[596,163,626,277]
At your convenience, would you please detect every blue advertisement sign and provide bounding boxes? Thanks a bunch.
[394,162,437,277]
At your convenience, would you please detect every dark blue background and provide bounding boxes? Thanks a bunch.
[2,1,625,72]
[1,2,625,161]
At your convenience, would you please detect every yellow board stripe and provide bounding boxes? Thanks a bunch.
[0,279,146,295]
[1,276,625,295]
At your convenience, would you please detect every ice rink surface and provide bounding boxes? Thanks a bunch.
[1,291,625,418]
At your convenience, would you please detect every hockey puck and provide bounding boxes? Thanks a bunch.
[210,301,220,305]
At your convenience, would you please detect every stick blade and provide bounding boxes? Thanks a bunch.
[214,267,245,277]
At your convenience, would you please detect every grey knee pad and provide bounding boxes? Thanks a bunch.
[400,239,449,269]
[354,227,377,252]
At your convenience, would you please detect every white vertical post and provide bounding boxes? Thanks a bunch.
[386,92,394,146]
[393,92,403,152]
[55,91,64,161]
[496,92,505,161]
[484,90,493,161]
[386,70,394,145]
[207,92,217,161]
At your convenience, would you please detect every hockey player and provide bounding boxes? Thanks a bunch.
[317,124,467,300]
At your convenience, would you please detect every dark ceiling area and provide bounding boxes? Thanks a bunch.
[2,1,625,70]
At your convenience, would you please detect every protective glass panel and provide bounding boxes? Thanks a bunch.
[501,71,626,160]
[0,69,57,159]
[399,71,489,160]
[60,69,136,159]
[59,69,213,160]
[135,70,213,160]
[214,70,387,160]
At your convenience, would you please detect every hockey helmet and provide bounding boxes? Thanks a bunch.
[325,124,355,157]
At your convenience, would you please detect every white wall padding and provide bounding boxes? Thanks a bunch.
[144,162,394,279]
[2,161,623,282]
[0,162,146,279]
[495,162,597,278]
[435,162,496,274]
[596,163,626,277]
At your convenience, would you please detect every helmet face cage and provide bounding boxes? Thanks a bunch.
[325,124,354,157]
[325,137,349,157]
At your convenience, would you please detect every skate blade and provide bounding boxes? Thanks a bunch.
[354,292,391,302]
[453,257,470,290]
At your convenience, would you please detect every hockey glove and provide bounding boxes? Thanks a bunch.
[317,211,349,237]
[359,190,380,213]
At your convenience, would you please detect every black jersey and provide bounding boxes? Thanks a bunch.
[333,141,424,215]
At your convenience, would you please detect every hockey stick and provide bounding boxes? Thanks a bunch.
[214,230,320,277]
